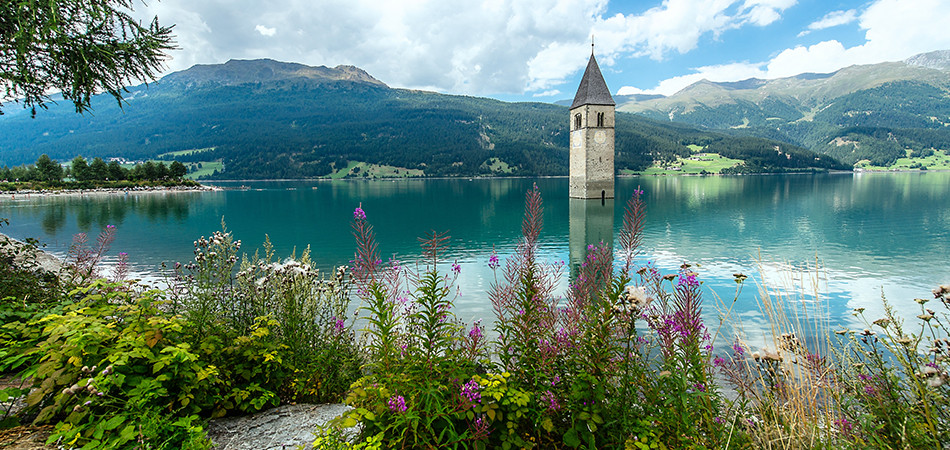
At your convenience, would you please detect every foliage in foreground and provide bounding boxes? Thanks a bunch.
[1,0,175,116]
[0,223,362,448]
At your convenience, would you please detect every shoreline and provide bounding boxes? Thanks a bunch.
[0,184,219,199]
[188,168,948,183]
[0,232,63,274]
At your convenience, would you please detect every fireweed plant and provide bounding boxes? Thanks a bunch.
[321,185,737,449]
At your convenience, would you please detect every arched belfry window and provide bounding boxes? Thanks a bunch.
[596,112,605,127]
[574,113,582,129]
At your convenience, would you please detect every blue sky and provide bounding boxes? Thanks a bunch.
[133,0,950,102]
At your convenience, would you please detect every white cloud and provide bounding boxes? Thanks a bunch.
[616,86,644,95]
[533,89,561,97]
[742,0,797,26]
[619,61,765,95]
[127,0,950,100]
[766,0,950,78]
[596,0,796,62]
[130,0,801,97]
[625,0,950,96]
[134,0,608,95]
[765,40,851,78]
[255,25,277,36]
[801,9,857,35]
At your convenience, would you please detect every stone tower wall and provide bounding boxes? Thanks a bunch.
[569,104,615,199]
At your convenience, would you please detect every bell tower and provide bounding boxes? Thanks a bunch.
[569,46,615,200]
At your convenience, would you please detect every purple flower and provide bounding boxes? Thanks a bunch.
[332,316,345,334]
[678,274,699,287]
[835,417,854,435]
[106,224,115,229]
[469,321,483,340]
[488,254,499,269]
[732,342,745,357]
[540,390,560,411]
[633,188,644,196]
[388,395,407,412]
[460,379,481,405]
[452,262,461,275]
[473,416,490,439]
[353,206,366,220]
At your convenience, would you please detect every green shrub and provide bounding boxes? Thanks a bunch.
[12,281,212,449]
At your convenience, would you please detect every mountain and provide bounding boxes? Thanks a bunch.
[160,59,387,88]
[617,50,950,166]
[0,59,843,178]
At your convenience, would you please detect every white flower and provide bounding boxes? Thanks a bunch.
[623,285,653,309]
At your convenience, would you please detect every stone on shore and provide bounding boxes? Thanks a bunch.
[206,403,351,450]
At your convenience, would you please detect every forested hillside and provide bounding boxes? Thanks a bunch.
[617,51,950,167]
[0,59,843,178]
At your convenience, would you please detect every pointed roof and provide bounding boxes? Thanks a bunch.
[570,53,615,109]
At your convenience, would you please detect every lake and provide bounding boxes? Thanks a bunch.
[2,173,948,347]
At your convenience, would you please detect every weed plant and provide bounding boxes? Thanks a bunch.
[0,222,362,448]
[322,186,736,449]
[320,185,950,450]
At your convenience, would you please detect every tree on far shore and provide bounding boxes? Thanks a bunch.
[70,156,90,181]
[169,161,187,179]
[89,157,109,180]
[35,154,64,182]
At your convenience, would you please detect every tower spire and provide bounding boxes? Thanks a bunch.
[591,35,595,55]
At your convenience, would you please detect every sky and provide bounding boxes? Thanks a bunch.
[131,0,950,102]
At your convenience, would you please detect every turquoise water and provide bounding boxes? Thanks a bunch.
[2,173,948,345]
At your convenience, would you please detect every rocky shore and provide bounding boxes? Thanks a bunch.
[1,184,217,198]
[0,233,63,275]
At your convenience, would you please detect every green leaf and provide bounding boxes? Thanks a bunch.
[34,405,57,424]
[119,424,136,442]
[103,414,125,431]
[25,388,46,406]
[564,427,580,448]
[541,417,554,432]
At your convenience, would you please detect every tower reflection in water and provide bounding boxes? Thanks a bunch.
[568,197,614,280]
